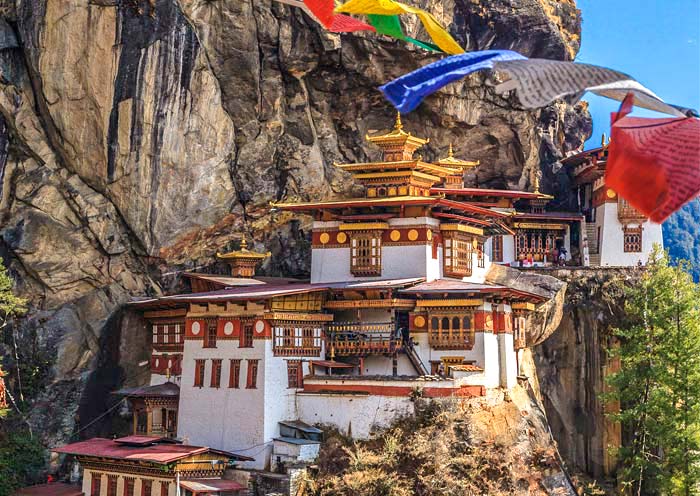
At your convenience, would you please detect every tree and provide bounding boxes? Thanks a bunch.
[607,247,700,495]
[0,259,27,417]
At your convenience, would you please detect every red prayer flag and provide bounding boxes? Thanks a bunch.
[605,94,700,223]
[304,0,375,32]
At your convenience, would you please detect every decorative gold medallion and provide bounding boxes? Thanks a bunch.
[414,315,426,328]
[606,189,617,199]
[390,230,401,242]
[336,232,347,244]
[319,232,330,244]
[408,229,419,241]
[426,230,433,241]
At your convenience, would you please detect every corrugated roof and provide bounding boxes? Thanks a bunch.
[113,382,180,398]
[14,483,83,496]
[53,438,249,463]
[399,279,508,293]
[279,420,323,434]
[273,437,321,445]
[183,273,267,287]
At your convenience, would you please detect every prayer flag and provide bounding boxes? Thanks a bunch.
[335,0,464,54]
[493,59,685,117]
[379,50,527,112]
[605,94,700,223]
[367,14,442,52]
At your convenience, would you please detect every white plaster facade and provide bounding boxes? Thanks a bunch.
[595,202,663,266]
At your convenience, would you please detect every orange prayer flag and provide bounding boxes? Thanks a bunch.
[605,94,700,223]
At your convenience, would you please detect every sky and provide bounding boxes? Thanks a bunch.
[576,0,700,147]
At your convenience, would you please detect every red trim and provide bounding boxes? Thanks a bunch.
[432,211,492,227]
[436,198,509,218]
[302,383,484,397]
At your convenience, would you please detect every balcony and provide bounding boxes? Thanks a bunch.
[325,322,400,356]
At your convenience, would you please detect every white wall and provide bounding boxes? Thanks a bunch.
[598,203,663,266]
[177,340,267,469]
[297,393,414,439]
[497,333,517,389]
[361,355,416,376]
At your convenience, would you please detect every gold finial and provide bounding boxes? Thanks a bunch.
[394,112,403,131]
[601,133,607,147]
[448,143,454,158]
[533,172,541,194]
[166,367,171,381]
[240,238,248,251]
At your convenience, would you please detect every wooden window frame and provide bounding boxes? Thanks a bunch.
[204,321,217,348]
[350,231,382,277]
[229,359,241,389]
[443,232,473,278]
[428,312,475,350]
[492,235,503,262]
[91,473,102,496]
[477,240,485,268]
[123,477,135,496]
[287,360,304,388]
[107,475,118,496]
[240,321,254,348]
[623,226,643,253]
[246,359,259,389]
[273,323,322,357]
[140,480,152,496]
[210,359,222,388]
[194,359,205,388]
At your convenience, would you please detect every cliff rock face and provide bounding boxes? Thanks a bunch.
[0,0,590,455]
[531,268,639,479]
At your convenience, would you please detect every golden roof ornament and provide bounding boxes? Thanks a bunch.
[436,143,480,169]
[217,237,271,278]
[533,173,541,194]
[394,111,403,131]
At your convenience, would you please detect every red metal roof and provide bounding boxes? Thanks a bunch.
[53,438,242,464]
[399,278,546,303]
[14,483,83,496]
[113,435,170,446]
[432,187,548,199]
[512,212,584,221]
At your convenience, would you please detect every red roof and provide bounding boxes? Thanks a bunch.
[14,483,83,496]
[432,187,548,200]
[53,438,246,464]
[512,212,584,221]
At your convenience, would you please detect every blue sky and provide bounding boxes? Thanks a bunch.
[576,0,700,147]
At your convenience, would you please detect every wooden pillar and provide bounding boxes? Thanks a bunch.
[359,357,364,376]
[146,407,153,435]
[132,409,138,435]
[392,354,398,377]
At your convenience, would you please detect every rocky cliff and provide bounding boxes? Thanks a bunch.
[0,0,590,470]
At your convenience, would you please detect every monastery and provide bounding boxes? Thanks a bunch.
[43,116,662,495]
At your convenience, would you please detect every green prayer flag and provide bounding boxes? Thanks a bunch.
[367,14,442,52]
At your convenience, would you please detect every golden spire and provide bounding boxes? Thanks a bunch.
[448,143,454,158]
[240,238,248,251]
[394,112,403,131]
[601,133,607,147]
[533,172,541,194]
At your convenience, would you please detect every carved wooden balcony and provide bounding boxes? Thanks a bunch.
[325,322,400,356]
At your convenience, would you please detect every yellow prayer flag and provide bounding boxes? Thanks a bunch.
[335,0,465,54]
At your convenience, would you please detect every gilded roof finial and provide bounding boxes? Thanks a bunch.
[601,132,607,147]
[533,172,541,194]
[394,112,403,131]
[240,238,248,251]
[448,143,454,158]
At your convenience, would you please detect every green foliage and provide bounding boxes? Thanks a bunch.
[606,247,700,495]
[0,260,26,325]
[0,430,45,496]
[663,198,700,282]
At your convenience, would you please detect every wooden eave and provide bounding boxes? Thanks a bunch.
[273,196,441,212]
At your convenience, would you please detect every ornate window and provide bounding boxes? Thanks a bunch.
[107,475,117,496]
[350,232,382,276]
[273,323,322,356]
[140,480,152,496]
[429,313,474,349]
[623,226,642,252]
[123,477,135,496]
[152,322,184,351]
[204,321,217,348]
[443,232,473,278]
[513,314,527,349]
[91,473,102,496]
[229,359,241,389]
[492,235,503,262]
[246,359,259,389]
[210,359,222,388]
[194,359,205,387]
[287,360,303,388]
[240,321,254,348]
[477,240,485,268]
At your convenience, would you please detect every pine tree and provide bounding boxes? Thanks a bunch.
[0,259,27,418]
[607,248,700,495]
